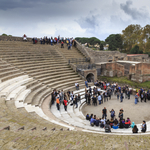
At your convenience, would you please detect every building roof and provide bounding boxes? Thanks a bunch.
[127,54,146,57]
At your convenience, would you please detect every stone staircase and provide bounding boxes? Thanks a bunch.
[54,43,86,61]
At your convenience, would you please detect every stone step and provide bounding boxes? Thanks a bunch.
[38,74,79,83]
[32,88,52,106]
[0,69,20,78]
[8,59,67,65]
[24,86,47,104]
[32,70,75,79]
[0,63,11,69]
[16,89,31,102]
[62,82,85,92]
[6,86,26,100]
[14,63,67,69]
[0,66,19,72]
[51,79,83,89]
[45,77,81,87]
[0,78,33,97]
[10,60,67,66]
[28,67,72,75]
[18,64,69,71]
[0,72,26,82]
[0,75,29,91]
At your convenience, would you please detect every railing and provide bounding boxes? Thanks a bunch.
[76,64,96,70]
[76,63,98,77]
[68,58,90,64]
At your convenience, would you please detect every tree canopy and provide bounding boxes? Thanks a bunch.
[130,45,143,54]
[75,37,103,46]
[105,34,123,51]
[122,24,150,53]
[75,24,150,54]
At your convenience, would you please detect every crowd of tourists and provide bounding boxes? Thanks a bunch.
[86,108,147,133]
[85,80,150,104]
[51,89,81,111]
[31,36,77,49]
[84,80,148,133]
[84,80,133,105]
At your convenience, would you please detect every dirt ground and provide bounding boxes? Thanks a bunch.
[82,94,150,124]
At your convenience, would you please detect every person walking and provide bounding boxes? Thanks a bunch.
[143,91,147,102]
[88,93,91,105]
[74,95,78,108]
[104,92,108,102]
[56,97,60,111]
[98,93,102,105]
[110,109,115,120]
[71,91,74,101]
[92,95,97,106]
[116,90,120,100]
[135,93,138,104]
[85,91,88,103]
[118,111,123,121]
[120,91,124,102]
[63,99,68,111]
[78,94,81,104]
[102,107,107,119]
[85,80,88,88]
[141,92,144,102]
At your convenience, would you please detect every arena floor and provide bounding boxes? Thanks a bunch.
[82,94,150,124]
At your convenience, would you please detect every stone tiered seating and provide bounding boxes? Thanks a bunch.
[55,44,86,61]
[0,41,85,132]
[0,40,150,148]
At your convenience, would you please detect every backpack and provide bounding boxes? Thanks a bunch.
[105,125,110,132]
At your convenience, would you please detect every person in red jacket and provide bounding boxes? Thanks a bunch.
[103,84,106,90]
[63,99,68,111]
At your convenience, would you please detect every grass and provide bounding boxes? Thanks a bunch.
[98,76,150,90]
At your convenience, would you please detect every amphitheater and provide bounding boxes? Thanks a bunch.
[0,36,150,150]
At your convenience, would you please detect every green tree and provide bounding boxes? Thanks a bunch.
[75,37,104,46]
[122,24,142,51]
[130,45,143,54]
[105,34,123,51]
[2,33,7,36]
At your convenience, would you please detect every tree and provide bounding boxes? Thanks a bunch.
[105,34,123,51]
[100,43,104,50]
[75,37,104,47]
[2,33,7,36]
[122,24,142,51]
[130,45,143,54]
[138,25,150,52]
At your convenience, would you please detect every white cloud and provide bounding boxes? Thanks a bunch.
[0,0,150,40]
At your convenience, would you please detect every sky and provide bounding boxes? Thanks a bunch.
[0,0,150,40]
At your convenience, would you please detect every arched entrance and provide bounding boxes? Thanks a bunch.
[86,73,94,82]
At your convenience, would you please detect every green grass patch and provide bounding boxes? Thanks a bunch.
[98,76,150,90]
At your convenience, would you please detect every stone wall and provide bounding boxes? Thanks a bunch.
[125,54,149,62]
[0,35,32,42]
[75,40,127,63]
[129,63,150,75]
[101,62,125,77]
[69,63,97,81]
[129,63,150,82]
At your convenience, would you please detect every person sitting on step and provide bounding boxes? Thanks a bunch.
[105,120,111,133]
[90,116,95,127]
[132,125,138,133]
[86,114,90,120]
